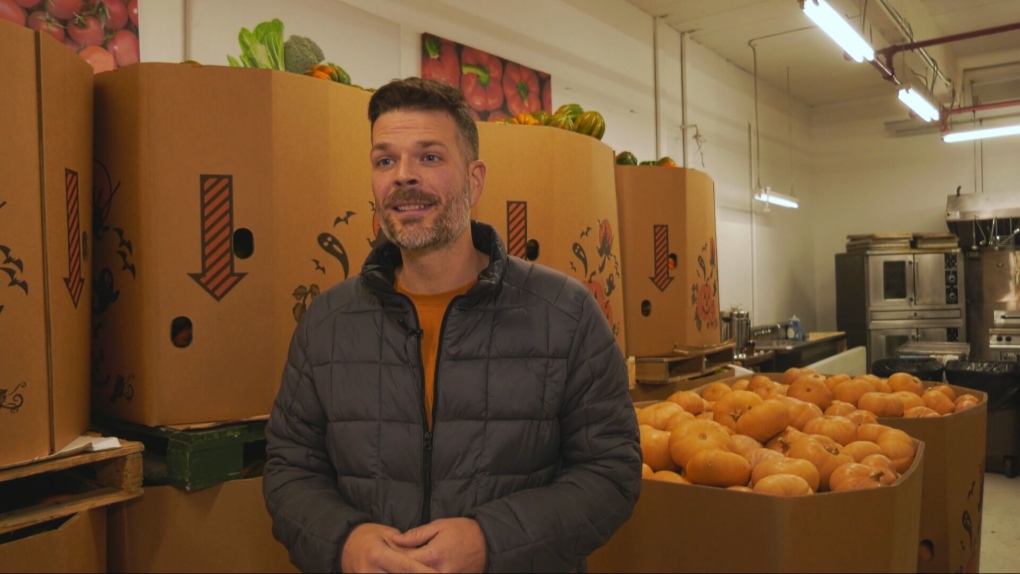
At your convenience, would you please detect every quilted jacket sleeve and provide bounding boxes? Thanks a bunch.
[467,289,642,572]
[263,309,372,573]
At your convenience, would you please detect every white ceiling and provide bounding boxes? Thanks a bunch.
[625,0,1020,110]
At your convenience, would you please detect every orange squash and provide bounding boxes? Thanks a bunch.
[824,401,856,418]
[637,401,686,430]
[786,398,824,431]
[753,473,813,496]
[930,384,958,402]
[748,375,778,398]
[751,456,821,491]
[685,449,752,487]
[858,392,904,418]
[765,427,806,455]
[787,375,833,411]
[857,423,894,443]
[713,390,764,432]
[641,463,654,478]
[922,389,955,415]
[728,434,764,458]
[954,398,980,413]
[893,391,925,411]
[734,399,790,442]
[860,453,900,484]
[787,435,853,491]
[663,410,697,431]
[904,406,941,418]
[782,367,817,385]
[845,409,879,426]
[731,379,750,391]
[649,470,689,484]
[671,418,731,440]
[876,428,916,473]
[843,440,885,462]
[668,426,735,468]
[888,372,924,395]
[767,385,790,399]
[824,374,852,393]
[833,378,876,407]
[666,390,705,415]
[829,462,886,491]
[727,485,754,493]
[640,426,677,471]
[701,381,734,402]
[744,447,786,470]
[803,415,858,446]
[871,378,892,393]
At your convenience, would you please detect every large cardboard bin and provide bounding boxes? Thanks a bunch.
[590,440,925,572]
[473,123,627,354]
[0,21,93,468]
[0,508,107,573]
[107,476,297,573]
[91,64,376,426]
[614,166,719,356]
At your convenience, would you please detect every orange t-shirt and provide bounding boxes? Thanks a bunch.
[395,278,476,429]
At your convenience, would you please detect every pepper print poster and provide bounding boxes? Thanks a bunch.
[0,0,140,74]
[421,33,552,122]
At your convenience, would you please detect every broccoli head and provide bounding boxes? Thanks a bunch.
[284,35,325,74]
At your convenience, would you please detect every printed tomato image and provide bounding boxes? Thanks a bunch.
[461,46,504,113]
[69,14,104,46]
[503,62,541,117]
[421,34,459,88]
[108,28,138,67]
[79,44,115,73]
[27,10,64,41]
[0,0,27,25]
[94,0,127,30]
[45,0,81,20]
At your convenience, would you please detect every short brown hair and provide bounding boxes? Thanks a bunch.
[368,77,479,163]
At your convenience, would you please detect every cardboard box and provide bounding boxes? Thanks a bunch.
[107,477,297,573]
[473,123,627,354]
[715,373,988,573]
[0,21,93,468]
[614,166,719,356]
[91,64,376,426]
[0,508,107,573]
[589,440,925,572]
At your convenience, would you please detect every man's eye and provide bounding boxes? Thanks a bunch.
[376,158,393,167]
[423,154,440,162]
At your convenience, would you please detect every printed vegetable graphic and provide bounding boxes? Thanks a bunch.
[227,18,284,70]
[421,34,460,87]
[461,47,504,112]
[503,62,541,117]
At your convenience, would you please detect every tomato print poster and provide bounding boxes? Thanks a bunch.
[421,33,552,122]
[0,0,140,74]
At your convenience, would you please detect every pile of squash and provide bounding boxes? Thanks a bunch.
[491,103,606,141]
[637,368,980,496]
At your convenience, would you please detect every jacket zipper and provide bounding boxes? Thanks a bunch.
[417,295,464,526]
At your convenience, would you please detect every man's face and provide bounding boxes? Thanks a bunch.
[370,109,484,253]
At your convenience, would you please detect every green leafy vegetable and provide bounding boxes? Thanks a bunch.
[228,18,285,70]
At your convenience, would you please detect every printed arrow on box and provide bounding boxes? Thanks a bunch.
[189,175,246,301]
[650,224,673,292]
[506,201,528,259]
[64,169,84,307]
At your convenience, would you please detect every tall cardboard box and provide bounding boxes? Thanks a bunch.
[614,166,719,356]
[0,21,93,468]
[91,64,376,426]
[473,124,627,354]
[107,477,298,573]
[0,508,106,573]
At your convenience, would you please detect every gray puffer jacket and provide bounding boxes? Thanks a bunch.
[264,221,641,573]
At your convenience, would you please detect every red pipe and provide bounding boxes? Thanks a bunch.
[876,22,1020,57]
[948,98,1020,116]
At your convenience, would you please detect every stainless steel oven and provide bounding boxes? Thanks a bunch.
[866,252,961,308]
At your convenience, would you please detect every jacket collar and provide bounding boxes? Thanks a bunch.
[361,220,508,301]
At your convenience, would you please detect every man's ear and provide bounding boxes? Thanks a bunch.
[468,160,486,206]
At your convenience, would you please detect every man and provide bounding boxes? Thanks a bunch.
[264,77,640,573]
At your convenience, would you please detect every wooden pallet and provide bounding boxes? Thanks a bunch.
[91,417,267,492]
[0,438,143,537]
[635,342,736,385]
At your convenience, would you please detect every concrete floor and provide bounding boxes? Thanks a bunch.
[980,471,1020,573]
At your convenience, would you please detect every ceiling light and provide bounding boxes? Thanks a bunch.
[898,88,940,122]
[943,124,1020,143]
[802,0,875,63]
[754,188,800,209]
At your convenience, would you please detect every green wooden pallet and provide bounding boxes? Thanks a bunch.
[90,416,266,492]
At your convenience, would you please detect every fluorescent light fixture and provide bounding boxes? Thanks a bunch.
[802,0,875,62]
[943,124,1020,143]
[754,188,800,209]
[898,88,940,122]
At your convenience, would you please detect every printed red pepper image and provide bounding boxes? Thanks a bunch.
[461,47,504,112]
[421,34,460,88]
[502,62,541,117]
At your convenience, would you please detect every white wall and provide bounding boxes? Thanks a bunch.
[136,0,824,335]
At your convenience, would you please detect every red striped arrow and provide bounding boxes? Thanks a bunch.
[506,201,528,259]
[649,224,673,292]
[63,169,84,307]
[189,175,246,301]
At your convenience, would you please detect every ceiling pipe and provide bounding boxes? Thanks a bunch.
[875,21,1020,82]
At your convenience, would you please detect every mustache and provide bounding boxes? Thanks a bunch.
[382,189,440,210]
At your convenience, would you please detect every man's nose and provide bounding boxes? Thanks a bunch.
[394,158,420,186]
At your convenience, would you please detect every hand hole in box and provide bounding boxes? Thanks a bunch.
[668,253,677,269]
[641,300,652,317]
[525,239,540,261]
[233,228,254,259]
[171,316,193,348]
